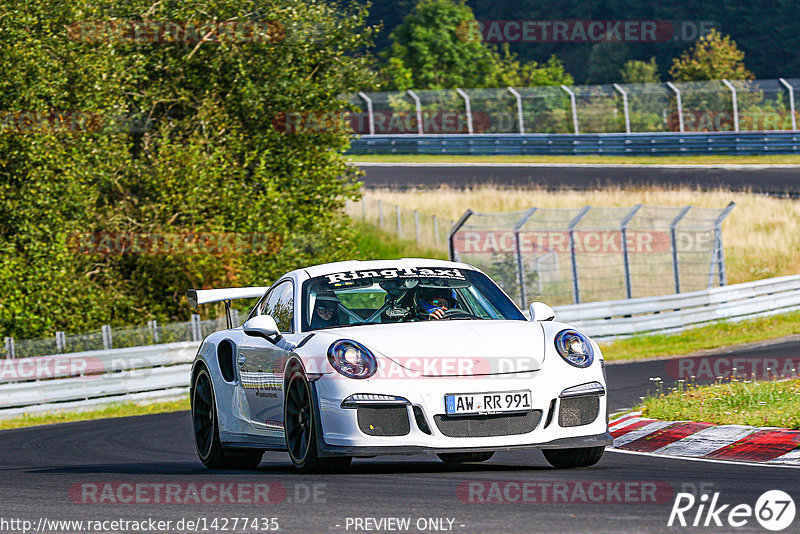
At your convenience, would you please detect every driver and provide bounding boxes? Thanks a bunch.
[414,287,459,320]
[310,291,341,329]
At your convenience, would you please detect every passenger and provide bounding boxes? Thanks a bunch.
[310,291,341,329]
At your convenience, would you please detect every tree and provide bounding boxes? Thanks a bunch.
[0,0,376,339]
[381,0,512,90]
[669,29,754,81]
[586,41,631,85]
[620,58,661,84]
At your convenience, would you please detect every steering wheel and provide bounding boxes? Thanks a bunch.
[439,308,478,320]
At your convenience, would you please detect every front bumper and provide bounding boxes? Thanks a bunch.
[312,362,609,457]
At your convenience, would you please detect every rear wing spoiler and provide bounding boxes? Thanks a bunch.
[186,287,269,328]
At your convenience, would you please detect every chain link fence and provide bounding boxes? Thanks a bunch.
[449,203,734,307]
[345,78,800,135]
[346,197,455,251]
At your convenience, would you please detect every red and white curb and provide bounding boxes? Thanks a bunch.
[609,412,800,465]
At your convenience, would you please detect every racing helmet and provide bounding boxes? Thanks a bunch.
[414,287,458,316]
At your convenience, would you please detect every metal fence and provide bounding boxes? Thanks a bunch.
[1,313,241,360]
[344,78,800,135]
[449,203,734,307]
[345,196,455,252]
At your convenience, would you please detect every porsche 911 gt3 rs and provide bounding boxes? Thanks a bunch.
[187,258,611,472]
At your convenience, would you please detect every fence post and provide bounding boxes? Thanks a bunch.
[4,337,14,359]
[620,204,643,299]
[357,91,375,136]
[101,325,112,350]
[670,206,692,294]
[378,200,384,228]
[514,208,538,307]
[406,90,424,135]
[448,210,474,262]
[613,83,631,134]
[396,205,402,237]
[414,210,420,244]
[779,78,797,131]
[455,88,474,134]
[361,199,366,220]
[666,82,684,133]
[561,85,579,134]
[721,79,739,133]
[714,202,736,286]
[148,320,160,344]
[568,207,591,304]
[55,331,66,353]
[433,216,439,247]
[191,314,202,342]
[507,87,525,134]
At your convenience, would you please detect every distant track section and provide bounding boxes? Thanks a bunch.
[354,162,800,194]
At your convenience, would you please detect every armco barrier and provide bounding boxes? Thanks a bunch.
[2,275,799,415]
[0,342,198,416]
[554,274,800,340]
[348,132,800,156]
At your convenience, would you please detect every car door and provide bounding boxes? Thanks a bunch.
[237,280,295,429]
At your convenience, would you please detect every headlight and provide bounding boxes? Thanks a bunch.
[554,329,594,368]
[327,340,377,379]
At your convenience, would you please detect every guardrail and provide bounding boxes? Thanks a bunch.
[348,132,800,156]
[0,342,198,417]
[554,274,800,340]
[2,275,799,416]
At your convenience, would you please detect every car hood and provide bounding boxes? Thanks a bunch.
[318,320,545,376]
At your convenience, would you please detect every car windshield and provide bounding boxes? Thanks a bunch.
[301,266,525,331]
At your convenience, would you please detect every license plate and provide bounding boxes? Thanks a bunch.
[445,390,532,415]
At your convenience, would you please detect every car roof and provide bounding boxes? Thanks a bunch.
[300,258,476,279]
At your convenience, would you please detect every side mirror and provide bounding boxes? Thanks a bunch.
[243,315,281,340]
[529,302,555,322]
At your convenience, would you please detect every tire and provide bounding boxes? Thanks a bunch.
[437,451,495,464]
[542,446,605,469]
[284,368,352,473]
[192,367,263,469]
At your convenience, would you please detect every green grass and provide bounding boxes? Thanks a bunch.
[641,378,800,429]
[352,220,447,260]
[349,154,800,165]
[0,397,189,430]
[600,311,800,362]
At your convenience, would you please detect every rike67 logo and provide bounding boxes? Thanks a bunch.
[668,490,796,531]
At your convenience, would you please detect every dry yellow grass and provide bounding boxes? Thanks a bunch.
[365,186,800,284]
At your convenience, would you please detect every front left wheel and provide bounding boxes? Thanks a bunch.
[284,369,352,473]
[542,446,605,469]
[192,367,263,469]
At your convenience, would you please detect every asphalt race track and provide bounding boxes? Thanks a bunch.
[356,163,800,195]
[1,341,798,533]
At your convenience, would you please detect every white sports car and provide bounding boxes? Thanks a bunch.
[187,259,610,472]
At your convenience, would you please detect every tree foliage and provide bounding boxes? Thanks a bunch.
[669,29,754,82]
[620,58,660,85]
[0,0,375,339]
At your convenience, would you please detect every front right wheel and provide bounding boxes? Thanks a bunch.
[542,446,605,468]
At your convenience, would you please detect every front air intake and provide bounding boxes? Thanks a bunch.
[558,396,600,427]
[434,411,542,438]
[357,406,411,436]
